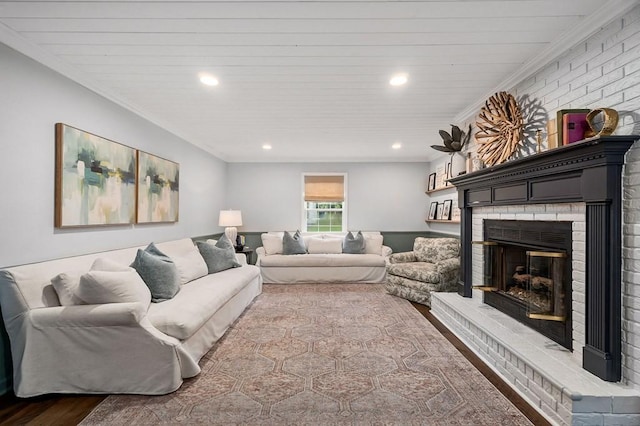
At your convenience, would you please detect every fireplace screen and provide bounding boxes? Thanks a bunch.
[524,251,566,321]
[479,219,572,349]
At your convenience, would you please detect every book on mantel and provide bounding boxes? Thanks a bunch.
[556,108,590,145]
[562,112,590,145]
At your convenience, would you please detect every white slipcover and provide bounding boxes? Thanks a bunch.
[256,232,391,284]
[0,238,262,397]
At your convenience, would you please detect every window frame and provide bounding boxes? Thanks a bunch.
[301,172,347,233]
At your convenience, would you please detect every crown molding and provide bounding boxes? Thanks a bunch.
[454,0,639,124]
[0,21,227,161]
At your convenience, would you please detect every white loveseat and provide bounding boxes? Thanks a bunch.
[0,238,262,397]
[256,231,391,284]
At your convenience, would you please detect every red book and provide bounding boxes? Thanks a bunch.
[562,113,589,145]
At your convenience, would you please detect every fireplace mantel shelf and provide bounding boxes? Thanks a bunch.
[449,134,639,382]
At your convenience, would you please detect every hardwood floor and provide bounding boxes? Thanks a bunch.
[0,303,550,426]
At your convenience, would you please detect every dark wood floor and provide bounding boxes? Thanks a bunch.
[0,303,550,426]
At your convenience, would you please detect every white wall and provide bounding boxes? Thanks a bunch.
[226,162,430,232]
[0,44,228,269]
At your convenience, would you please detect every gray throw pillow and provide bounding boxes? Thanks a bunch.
[130,243,180,302]
[343,231,365,254]
[196,236,241,274]
[283,230,307,255]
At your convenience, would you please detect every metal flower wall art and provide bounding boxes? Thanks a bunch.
[430,124,472,153]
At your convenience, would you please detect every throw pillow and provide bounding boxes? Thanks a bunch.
[51,270,84,306]
[171,244,209,285]
[130,243,181,302]
[363,234,384,255]
[307,237,343,254]
[196,237,241,274]
[343,231,366,254]
[77,268,151,308]
[261,233,283,255]
[283,230,307,255]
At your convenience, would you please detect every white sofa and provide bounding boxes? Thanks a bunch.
[0,238,262,397]
[256,231,391,284]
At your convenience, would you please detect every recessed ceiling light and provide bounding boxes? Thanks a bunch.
[199,73,219,86]
[392,142,402,149]
[389,74,408,86]
[262,144,272,150]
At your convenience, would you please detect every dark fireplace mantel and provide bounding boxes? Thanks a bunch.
[449,135,639,382]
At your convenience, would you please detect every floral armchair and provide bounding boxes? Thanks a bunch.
[385,237,460,306]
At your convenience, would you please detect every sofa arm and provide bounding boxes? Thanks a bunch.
[235,253,248,266]
[30,303,146,329]
[388,251,417,264]
[436,257,461,291]
[436,257,460,274]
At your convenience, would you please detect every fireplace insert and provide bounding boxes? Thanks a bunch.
[476,220,572,349]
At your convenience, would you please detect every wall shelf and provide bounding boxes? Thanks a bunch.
[425,185,455,195]
[425,219,460,224]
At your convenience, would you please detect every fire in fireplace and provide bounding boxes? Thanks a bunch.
[475,220,572,349]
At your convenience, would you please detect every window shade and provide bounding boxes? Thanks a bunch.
[304,175,344,202]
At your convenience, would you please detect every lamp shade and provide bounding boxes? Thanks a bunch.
[219,210,243,227]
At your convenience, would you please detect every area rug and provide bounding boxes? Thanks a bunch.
[81,284,532,425]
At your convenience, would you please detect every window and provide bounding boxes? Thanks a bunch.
[302,174,347,232]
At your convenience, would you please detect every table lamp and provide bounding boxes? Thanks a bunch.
[219,210,242,245]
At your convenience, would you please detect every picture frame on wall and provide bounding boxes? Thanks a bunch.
[436,203,444,220]
[137,151,180,224]
[443,199,453,220]
[427,173,436,191]
[54,123,137,228]
[428,201,438,220]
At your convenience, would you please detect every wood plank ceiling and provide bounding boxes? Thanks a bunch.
[0,1,615,162]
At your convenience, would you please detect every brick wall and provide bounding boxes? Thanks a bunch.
[461,6,640,388]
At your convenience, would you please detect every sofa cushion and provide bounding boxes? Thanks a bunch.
[283,231,307,255]
[261,233,283,255]
[259,253,385,268]
[147,265,260,340]
[413,237,460,263]
[196,239,241,274]
[130,243,181,302]
[343,231,365,254]
[387,262,441,284]
[307,238,342,254]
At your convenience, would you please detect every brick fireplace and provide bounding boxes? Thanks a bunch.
[431,135,640,425]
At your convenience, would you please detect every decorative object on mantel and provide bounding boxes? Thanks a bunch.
[475,91,524,166]
[536,129,542,153]
[430,123,472,177]
[585,108,619,138]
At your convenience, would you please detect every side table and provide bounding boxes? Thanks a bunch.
[235,247,255,265]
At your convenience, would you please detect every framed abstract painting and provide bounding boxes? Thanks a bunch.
[55,123,136,228]
[136,151,179,223]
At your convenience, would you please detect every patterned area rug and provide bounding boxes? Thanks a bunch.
[81,284,532,425]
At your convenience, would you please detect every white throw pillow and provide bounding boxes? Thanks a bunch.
[77,268,151,307]
[171,244,209,284]
[307,238,343,254]
[70,258,152,307]
[261,233,283,255]
[51,271,84,306]
[363,234,384,255]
